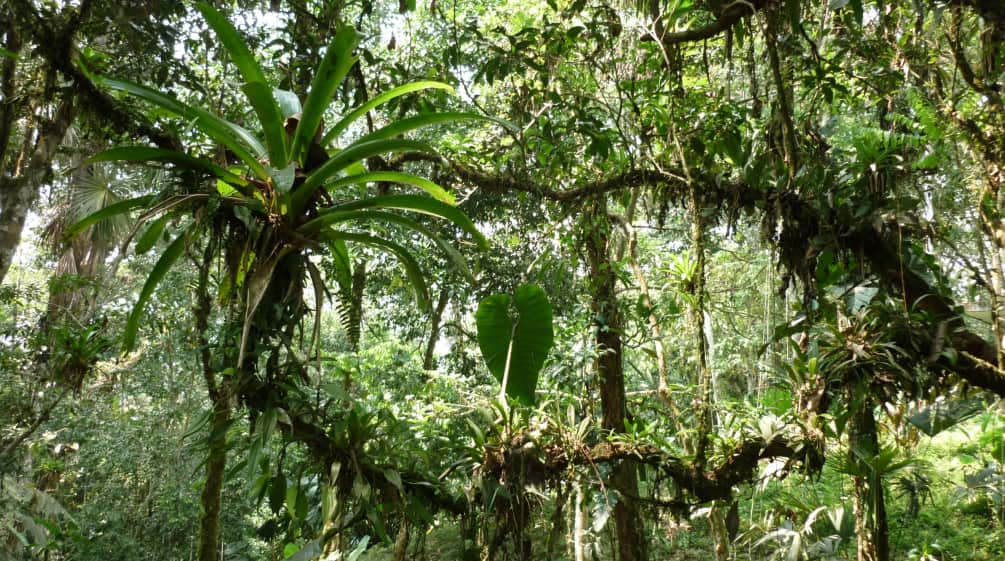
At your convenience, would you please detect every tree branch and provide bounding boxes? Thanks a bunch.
[657,0,766,47]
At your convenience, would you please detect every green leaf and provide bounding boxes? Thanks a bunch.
[269,474,287,514]
[475,284,554,405]
[291,27,358,165]
[303,210,473,281]
[196,3,267,85]
[64,195,153,239]
[97,76,270,178]
[327,238,352,294]
[356,112,505,145]
[302,194,485,248]
[134,215,170,254]
[290,138,435,215]
[324,230,430,310]
[242,81,288,166]
[273,89,302,119]
[123,228,190,350]
[325,171,455,204]
[88,146,251,190]
[0,47,18,60]
[323,81,454,146]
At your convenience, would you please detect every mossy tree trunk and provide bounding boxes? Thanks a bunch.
[583,197,648,561]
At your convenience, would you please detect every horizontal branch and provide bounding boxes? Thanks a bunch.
[11,0,181,151]
[658,0,767,46]
[484,434,812,506]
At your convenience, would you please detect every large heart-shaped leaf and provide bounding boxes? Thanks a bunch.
[476,284,553,406]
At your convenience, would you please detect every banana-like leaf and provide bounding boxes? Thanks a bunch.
[64,195,154,238]
[242,81,288,166]
[475,284,554,406]
[88,146,252,191]
[302,194,486,248]
[324,170,454,204]
[289,138,434,215]
[97,76,270,179]
[123,228,191,350]
[305,210,473,282]
[290,27,358,165]
[324,230,430,310]
[322,81,453,146]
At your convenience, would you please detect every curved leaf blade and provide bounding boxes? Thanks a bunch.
[242,81,288,166]
[97,76,269,178]
[134,214,170,254]
[475,284,554,406]
[324,230,430,310]
[291,27,358,165]
[356,112,503,144]
[88,146,251,190]
[305,209,473,282]
[64,195,154,238]
[303,194,485,248]
[322,81,454,146]
[290,138,434,215]
[123,228,190,350]
[325,171,454,204]
[195,2,267,85]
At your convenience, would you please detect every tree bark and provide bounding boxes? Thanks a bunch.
[194,238,231,561]
[423,288,450,370]
[583,198,647,561]
[0,97,75,284]
[849,396,888,561]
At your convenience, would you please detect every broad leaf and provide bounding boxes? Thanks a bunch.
[475,284,554,405]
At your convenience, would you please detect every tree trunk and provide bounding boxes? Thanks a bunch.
[194,239,231,561]
[849,396,888,561]
[0,98,75,284]
[423,288,450,370]
[196,397,231,561]
[583,198,647,561]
